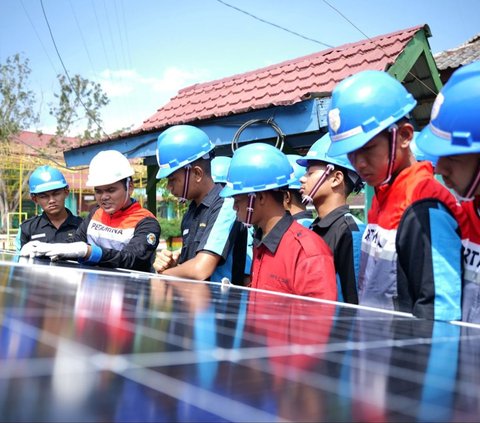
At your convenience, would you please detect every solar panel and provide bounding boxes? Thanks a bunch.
[0,251,479,422]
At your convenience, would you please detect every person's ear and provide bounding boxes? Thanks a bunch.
[192,165,204,182]
[283,190,291,205]
[330,170,344,188]
[398,123,414,149]
[256,191,266,205]
[128,180,135,195]
[31,195,38,205]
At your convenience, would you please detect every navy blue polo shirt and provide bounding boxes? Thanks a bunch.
[179,184,250,284]
[15,209,83,251]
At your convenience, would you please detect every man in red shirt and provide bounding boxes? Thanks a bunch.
[220,142,337,300]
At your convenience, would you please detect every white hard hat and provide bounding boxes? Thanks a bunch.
[86,150,135,187]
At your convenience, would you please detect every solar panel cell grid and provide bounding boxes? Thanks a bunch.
[0,253,479,422]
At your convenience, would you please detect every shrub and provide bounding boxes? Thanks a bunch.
[158,217,182,240]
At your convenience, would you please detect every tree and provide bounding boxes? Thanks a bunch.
[0,53,111,233]
[49,73,109,143]
[0,54,39,231]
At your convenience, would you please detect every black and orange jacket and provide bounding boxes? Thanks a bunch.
[74,200,160,272]
[360,161,467,321]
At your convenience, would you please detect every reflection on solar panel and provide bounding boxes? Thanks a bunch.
[0,251,479,422]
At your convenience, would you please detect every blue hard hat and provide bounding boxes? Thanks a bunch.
[410,132,438,165]
[29,165,68,194]
[156,125,215,179]
[286,155,306,189]
[297,133,355,171]
[297,133,362,187]
[327,70,417,157]
[211,156,231,184]
[220,143,296,197]
[416,61,480,157]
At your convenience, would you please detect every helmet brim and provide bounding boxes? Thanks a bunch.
[416,125,480,157]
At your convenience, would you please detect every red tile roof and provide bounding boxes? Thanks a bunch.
[138,25,426,134]
[9,131,88,190]
[13,131,81,155]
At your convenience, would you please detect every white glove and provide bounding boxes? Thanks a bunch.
[19,241,52,258]
[42,242,89,261]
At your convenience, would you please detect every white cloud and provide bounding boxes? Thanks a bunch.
[33,66,211,136]
[96,66,209,98]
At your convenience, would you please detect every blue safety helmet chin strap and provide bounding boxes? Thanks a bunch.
[220,143,296,228]
[382,124,399,185]
[327,70,417,187]
[297,133,363,204]
[156,125,215,203]
[301,164,335,205]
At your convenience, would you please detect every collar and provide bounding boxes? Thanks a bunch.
[191,184,222,209]
[109,199,140,217]
[293,209,314,221]
[40,208,74,228]
[375,161,433,197]
[311,204,350,229]
[254,212,294,254]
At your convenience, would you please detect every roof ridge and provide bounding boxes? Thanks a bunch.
[435,32,480,56]
[178,24,426,94]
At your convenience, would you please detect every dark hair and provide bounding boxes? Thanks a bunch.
[288,189,304,205]
[120,177,132,190]
[191,157,212,177]
[270,189,287,205]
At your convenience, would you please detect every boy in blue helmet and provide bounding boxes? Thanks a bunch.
[416,61,480,323]
[297,133,364,304]
[283,155,314,228]
[211,154,253,283]
[20,151,161,272]
[154,125,250,285]
[220,142,336,299]
[16,165,82,250]
[326,69,467,321]
[211,156,231,185]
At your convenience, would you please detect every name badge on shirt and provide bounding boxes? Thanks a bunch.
[32,233,46,240]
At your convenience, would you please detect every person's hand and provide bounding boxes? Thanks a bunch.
[19,241,51,258]
[154,249,180,273]
[43,242,89,261]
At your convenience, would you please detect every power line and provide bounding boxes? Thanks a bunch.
[68,0,97,75]
[321,0,437,96]
[113,0,131,70]
[102,0,122,71]
[119,0,133,69]
[18,0,58,74]
[91,0,113,71]
[39,0,111,140]
[215,0,334,48]
[11,134,89,170]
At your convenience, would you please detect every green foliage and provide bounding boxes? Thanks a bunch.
[0,54,39,230]
[0,53,38,142]
[349,207,366,223]
[158,217,182,240]
[49,73,109,142]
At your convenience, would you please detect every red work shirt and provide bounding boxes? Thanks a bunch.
[250,213,337,300]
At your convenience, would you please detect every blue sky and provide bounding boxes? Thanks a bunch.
[1,0,479,136]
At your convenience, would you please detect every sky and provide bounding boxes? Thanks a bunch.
[1,0,479,136]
